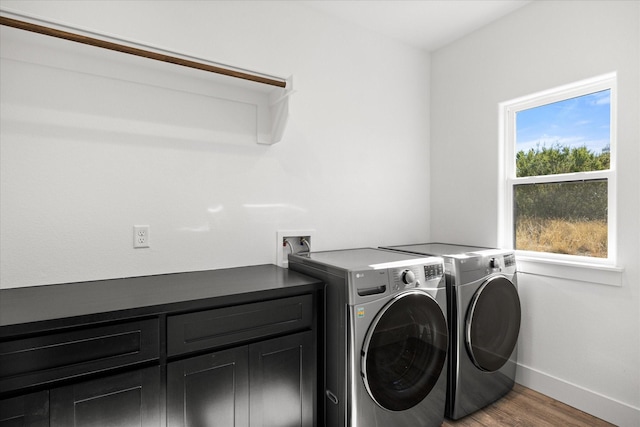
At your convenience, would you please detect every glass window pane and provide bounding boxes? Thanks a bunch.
[514,180,607,257]
[515,90,611,177]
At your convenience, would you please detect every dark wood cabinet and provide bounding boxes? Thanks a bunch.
[0,265,322,427]
[249,331,315,427]
[167,346,249,427]
[50,366,161,427]
[167,331,315,427]
[0,391,49,427]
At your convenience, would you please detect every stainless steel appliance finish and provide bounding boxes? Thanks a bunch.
[288,248,448,427]
[381,243,520,420]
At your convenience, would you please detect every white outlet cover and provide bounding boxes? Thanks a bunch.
[133,225,150,248]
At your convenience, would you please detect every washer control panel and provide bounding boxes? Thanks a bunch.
[424,263,444,280]
[349,257,446,303]
[390,260,445,291]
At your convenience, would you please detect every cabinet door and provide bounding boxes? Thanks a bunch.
[249,331,316,427]
[0,391,49,427]
[167,347,249,427]
[50,366,160,427]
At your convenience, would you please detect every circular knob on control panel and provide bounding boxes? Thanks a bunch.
[401,269,416,284]
[489,257,498,268]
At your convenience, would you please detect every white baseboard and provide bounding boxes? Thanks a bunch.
[516,363,640,427]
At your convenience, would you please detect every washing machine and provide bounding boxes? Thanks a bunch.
[288,248,448,427]
[381,243,521,420]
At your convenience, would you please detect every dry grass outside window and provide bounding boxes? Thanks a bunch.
[515,217,608,258]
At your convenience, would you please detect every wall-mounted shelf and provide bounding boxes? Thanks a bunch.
[0,10,294,145]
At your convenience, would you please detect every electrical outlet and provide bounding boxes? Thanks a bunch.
[133,225,150,248]
[276,230,314,267]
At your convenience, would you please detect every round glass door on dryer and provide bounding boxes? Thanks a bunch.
[451,266,521,420]
[465,276,521,372]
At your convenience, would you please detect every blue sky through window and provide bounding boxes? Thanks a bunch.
[515,89,611,154]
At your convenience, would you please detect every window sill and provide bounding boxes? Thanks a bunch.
[516,255,624,286]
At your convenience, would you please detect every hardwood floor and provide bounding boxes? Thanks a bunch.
[441,384,615,426]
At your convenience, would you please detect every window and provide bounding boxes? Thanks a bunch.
[499,73,617,266]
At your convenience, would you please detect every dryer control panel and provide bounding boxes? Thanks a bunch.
[486,253,517,274]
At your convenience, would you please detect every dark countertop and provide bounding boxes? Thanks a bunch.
[0,264,323,337]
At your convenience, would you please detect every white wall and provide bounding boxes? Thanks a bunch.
[0,1,431,288]
[430,1,639,426]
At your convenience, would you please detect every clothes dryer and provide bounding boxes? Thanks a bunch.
[289,248,448,427]
[381,243,521,420]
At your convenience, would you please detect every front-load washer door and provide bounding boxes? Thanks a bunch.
[465,276,521,372]
[361,290,448,412]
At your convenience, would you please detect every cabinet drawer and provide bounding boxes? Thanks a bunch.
[0,319,159,394]
[168,294,313,357]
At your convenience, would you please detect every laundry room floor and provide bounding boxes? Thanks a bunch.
[441,383,615,426]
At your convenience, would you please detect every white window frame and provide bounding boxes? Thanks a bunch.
[498,73,623,285]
